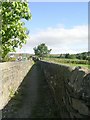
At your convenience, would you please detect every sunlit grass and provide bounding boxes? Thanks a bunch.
[44,58,90,69]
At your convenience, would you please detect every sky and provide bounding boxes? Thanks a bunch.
[16,2,88,54]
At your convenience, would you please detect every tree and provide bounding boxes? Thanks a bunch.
[82,52,87,60]
[33,43,52,59]
[69,54,76,59]
[65,53,70,59]
[0,1,32,59]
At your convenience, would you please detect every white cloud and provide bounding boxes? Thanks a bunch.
[16,24,88,54]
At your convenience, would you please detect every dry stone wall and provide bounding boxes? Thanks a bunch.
[1,59,90,118]
[39,61,90,118]
[0,61,33,110]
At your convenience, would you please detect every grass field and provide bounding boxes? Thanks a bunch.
[44,58,90,69]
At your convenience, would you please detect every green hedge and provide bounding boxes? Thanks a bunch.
[45,58,89,65]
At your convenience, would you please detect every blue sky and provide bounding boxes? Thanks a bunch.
[30,2,87,29]
[17,2,88,54]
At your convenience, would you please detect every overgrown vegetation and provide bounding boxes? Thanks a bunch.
[47,51,90,61]
[44,57,90,69]
[0,1,31,60]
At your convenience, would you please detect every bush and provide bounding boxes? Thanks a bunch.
[9,57,16,62]
[1,56,16,62]
[54,58,88,65]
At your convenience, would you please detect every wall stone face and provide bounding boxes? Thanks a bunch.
[0,61,33,110]
[39,61,90,118]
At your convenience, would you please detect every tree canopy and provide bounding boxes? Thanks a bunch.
[33,43,52,59]
[0,1,32,59]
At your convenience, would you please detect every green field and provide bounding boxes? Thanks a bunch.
[44,58,90,69]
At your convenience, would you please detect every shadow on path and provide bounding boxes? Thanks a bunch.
[2,64,60,118]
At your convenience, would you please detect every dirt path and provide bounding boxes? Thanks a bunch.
[2,64,60,118]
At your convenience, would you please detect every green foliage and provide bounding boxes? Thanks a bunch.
[1,55,9,62]
[76,52,89,60]
[33,43,52,59]
[47,52,89,61]
[68,54,76,59]
[65,53,76,59]
[0,1,32,59]
[9,57,16,61]
[0,55,16,62]
[9,88,15,98]
[0,46,1,54]
[65,53,70,58]
[44,57,90,69]
[45,57,88,65]
[87,56,90,60]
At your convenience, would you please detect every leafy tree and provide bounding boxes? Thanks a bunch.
[65,53,70,59]
[69,54,76,59]
[33,43,52,59]
[76,54,82,60]
[82,52,87,60]
[0,1,32,59]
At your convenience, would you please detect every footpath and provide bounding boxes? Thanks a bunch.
[2,64,60,118]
